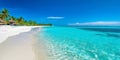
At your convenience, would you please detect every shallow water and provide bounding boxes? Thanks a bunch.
[37,27,120,60]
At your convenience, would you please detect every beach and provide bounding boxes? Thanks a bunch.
[0,26,120,60]
[0,26,47,60]
[0,26,40,43]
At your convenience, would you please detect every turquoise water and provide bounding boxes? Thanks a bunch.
[37,27,120,60]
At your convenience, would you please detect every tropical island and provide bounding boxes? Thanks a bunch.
[0,9,52,26]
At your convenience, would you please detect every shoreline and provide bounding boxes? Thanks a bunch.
[0,25,42,43]
[34,35,49,60]
[0,27,41,60]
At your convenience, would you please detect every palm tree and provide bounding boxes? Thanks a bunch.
[28,20,37,26]
[0,8,52,26]
[1,9,9,20]
[18,17,24,22]
[11,16,16,20]
[0,13,1,17]
[17,17,24,25]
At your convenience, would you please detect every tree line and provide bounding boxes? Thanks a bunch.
[0,9,52,26]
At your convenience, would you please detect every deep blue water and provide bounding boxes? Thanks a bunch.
[37,27,120,60]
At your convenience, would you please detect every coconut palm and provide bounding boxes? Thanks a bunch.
[0,8,52,26]
[1,9,9,20]
[0,14,2,18]
[17,17,24,25]
[11,16,16,20]
[18,17,23,21]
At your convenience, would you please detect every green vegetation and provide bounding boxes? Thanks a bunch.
[0,9,52,26]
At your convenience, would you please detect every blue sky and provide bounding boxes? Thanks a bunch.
[0,0,120,26]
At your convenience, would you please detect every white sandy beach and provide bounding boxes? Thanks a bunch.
[0,25,40,43]
[0,25,46,60]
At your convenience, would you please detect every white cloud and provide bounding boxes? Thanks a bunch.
[47,16,64,19]
[69,21,120,26]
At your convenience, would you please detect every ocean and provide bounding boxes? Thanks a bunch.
[37,26,120,60]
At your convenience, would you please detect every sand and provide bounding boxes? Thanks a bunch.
[0,25,40,43]
[0,26,48,60]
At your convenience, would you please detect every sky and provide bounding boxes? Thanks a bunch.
[0,0,120,26]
